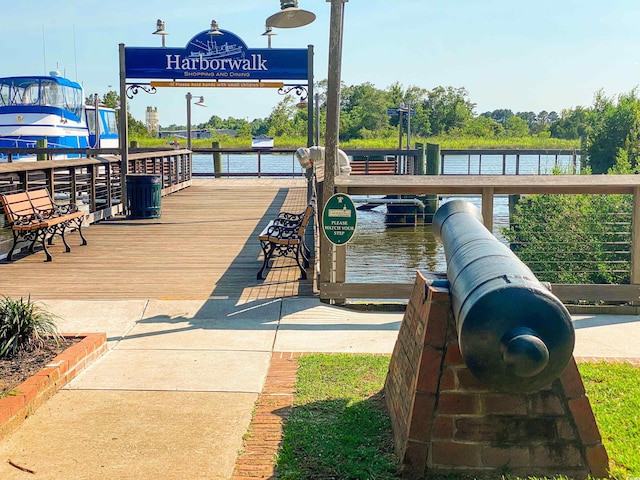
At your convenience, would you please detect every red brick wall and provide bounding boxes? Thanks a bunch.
[385,272,609,479]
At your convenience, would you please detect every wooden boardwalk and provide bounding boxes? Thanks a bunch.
[0,179,314,302]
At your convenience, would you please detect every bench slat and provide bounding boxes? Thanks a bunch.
[349,160,396,175]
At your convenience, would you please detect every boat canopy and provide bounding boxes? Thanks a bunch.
[0,76,83,117]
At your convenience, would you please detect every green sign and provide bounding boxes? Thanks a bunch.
[322,193,357,245]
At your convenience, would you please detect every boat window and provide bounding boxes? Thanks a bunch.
[87,110,97,135]
[23,84,41,104]
[0,79,27,106]
[0,77,83,116]
[104,110,118,134]
[0,82,12,106]
[61,84,83,116]
[40,81,63,107]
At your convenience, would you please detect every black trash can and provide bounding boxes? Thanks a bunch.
[126,174,162,219]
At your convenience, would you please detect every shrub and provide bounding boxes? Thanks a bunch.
[0,296,60,358]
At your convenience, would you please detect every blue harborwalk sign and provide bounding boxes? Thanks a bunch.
[322,193,358,245]
[125,29,308,81]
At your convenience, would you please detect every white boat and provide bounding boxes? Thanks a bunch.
[0,72,118,160]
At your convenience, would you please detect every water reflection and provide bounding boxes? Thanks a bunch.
[346,196,511,283]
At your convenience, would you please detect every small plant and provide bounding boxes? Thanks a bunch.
[0,296,61,358]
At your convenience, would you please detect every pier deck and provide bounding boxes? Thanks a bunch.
[0,178,314,301]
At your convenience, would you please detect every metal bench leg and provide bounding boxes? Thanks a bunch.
[295,245,307,280]
[257,242,275,280]
[300,242,310,268]
[40,230,52,262]
[75,218,88,246]
[7,231,19,261]
[302,240,311,260]
[59,225,72,253]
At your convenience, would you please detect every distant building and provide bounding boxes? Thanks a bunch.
[157,129,211,140]
[157,128,237,139]
[145,107,159,133]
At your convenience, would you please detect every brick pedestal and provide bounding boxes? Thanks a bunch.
[385,272,609,479]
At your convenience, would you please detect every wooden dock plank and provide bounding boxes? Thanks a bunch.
[0,179,314,301]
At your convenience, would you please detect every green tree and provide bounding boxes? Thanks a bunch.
[584,89,640,173]
[266,95,297,137]
[203,115,225,129]
[422,86,475,135]
[462,116,504,137]
[340,82,390,139]
[515,111,537,133]
[504,116,530,137]
[487,109,514,127]
[550,107,590,140]
[503,154,635,285]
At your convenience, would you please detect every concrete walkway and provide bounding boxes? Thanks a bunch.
[0,298,638,479]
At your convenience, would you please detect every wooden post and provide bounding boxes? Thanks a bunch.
[257,150,262,178]
[119,43,129,211]
[88,164,97,213]
[482,186,494,233]
[320,0,347,298]
[36,138,47,161]
[631,186,640,285]
[424,143,440,222]
[426,143,440,176]
[212,141,222,177]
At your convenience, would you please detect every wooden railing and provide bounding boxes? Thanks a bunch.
[319,174,640,305]
[0,150,191,226]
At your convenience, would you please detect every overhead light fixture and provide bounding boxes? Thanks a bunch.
[195,96,207,107]
[296,97,308,109]
[266,0,316,29]
[152,19,168,47]
[208,19,223,36]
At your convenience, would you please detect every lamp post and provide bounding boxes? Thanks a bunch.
[208,20,223,36]
[262,25,277,48]
[321,0,348,290]
[186,93,207,150]
[152,19,168,47]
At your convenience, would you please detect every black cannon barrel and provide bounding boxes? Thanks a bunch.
[432,200,575,392]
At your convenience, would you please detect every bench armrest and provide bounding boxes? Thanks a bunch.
[275,211,304,223]
[34,202,78,218]
[54,202,79,215]
[272,216,302,228]
[11,212,44,226]
[265,223,300,239]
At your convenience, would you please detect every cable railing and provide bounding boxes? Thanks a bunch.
[325,174,640,305]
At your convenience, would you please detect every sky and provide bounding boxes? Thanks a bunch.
[2,0,640,128]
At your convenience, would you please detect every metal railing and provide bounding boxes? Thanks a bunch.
[0,149,191,227]
[191,148,305,178]
[440,149,582,175]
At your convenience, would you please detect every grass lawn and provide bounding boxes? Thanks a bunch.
[133,135,579,151]
[275,354,639,480]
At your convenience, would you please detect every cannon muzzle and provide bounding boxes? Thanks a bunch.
[433,200,575,392]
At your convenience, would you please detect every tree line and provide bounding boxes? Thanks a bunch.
[110,80,640,174]
[184,82,571,142]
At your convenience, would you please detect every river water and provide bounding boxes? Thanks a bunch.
[193,152,580,284]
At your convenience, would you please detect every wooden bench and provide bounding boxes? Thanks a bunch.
[349,160,397,175]
[257,201,314,280]
[0,188,87,262]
